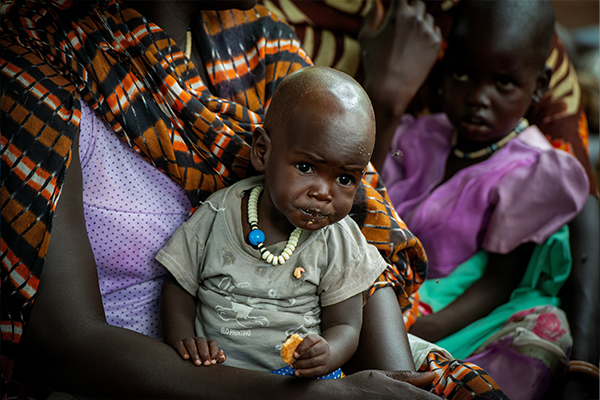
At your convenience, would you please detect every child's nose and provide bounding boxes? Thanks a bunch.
[308,182,333,203]
[466,83,491,108]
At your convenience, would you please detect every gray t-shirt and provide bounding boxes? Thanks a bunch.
[156,175,387,371]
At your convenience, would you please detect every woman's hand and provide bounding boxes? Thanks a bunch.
[382,370,436,388]
[359,0,441,115]
[359,0,442,171]
[174,336,226,366]
[343,370,439,399]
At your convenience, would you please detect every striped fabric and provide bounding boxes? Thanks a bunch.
[420,351,507,400]
[1,0,427,395]
[263,0,598,197]
[263,0,374,78]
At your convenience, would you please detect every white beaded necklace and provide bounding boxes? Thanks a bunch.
[452,118,529,160]
[247,186,303,266]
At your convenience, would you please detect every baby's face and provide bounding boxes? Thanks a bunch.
[263,105,373,231]
[440,31,541,143]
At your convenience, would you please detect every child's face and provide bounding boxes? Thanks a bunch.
[440,31,542,143]
[260,107,373,232]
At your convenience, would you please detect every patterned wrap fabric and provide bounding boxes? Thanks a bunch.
[263,0,598,197]
[0,0,427,395]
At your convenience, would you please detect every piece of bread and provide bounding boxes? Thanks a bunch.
[280,334,303,365]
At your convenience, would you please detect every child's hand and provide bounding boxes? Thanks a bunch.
[173,337,226,366]
[290,334,332,378]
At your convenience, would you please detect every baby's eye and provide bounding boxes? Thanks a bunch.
[496,77,515,90]
[296,163,313,174]
[452,72,469,82]
[336,175,355,187]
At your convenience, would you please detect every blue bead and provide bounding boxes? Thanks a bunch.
[249,229,265,246]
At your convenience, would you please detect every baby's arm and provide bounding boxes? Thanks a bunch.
[161,274,226,366]
[291,293,363,377]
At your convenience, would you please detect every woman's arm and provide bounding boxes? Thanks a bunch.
[17,134,438,399]
[345,286,416,373]
[359,0,441,172]
[410,242,536,342]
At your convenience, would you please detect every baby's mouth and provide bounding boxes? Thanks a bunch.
[300,208,329,224]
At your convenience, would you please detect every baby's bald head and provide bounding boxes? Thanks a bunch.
[264,66,376,158]
[252,67,376,230]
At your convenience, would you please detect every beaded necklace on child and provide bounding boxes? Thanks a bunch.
[184,30,303,267]
[247,186,303,266]
[451,118,528,160]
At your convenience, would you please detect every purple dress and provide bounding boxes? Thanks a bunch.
[381,113,589,400]
[381,113,588,280]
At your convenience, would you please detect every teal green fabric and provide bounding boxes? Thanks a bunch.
[418,225,571,359]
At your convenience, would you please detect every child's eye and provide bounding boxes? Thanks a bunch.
[336,175,354,187]
[496,78,515,90]
[296,163,313,174]
[452,72,469,82]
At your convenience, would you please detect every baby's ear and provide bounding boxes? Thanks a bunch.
[534,65,552,100]
[251,127,271,172]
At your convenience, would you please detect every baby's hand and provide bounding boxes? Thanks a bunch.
[290,334,331,378]
[173,337,226,366]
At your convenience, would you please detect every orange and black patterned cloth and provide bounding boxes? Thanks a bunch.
[1,0,428,396]
[263,0,599,198]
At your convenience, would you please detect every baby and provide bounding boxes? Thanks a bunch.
[156,66,387,379]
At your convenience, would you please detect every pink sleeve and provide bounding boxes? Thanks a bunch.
[482,148,589,254]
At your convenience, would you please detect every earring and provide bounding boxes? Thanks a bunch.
[531,94,540,103]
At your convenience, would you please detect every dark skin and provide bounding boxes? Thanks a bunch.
[21,131,436,399]
[16,2,436,398]
[163,67,378,378]
[330,0,440,376]
[359,0,442,172]
[259,67,422,376]
[143,0,441,375]
[250,68,373,377]
[161,275,227,367]
[163,279,363,377]
[410,6,552,342]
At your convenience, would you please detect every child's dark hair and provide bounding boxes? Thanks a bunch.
[451,0,555,71]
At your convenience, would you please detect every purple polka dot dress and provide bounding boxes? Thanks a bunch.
[79,100,191,339]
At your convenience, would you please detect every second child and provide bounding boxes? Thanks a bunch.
[381,1,588,399]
